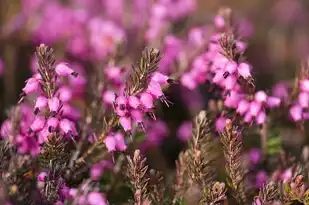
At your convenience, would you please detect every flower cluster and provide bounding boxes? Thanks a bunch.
[1,45,80,156]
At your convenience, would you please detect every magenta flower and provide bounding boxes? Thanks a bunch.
[87,192,107,205]
[289,104,303,121]
[119,116,132,132]
[34,96,48,114]
[48,97,60,113]
[22,77,40,94]
[104,136,116,152]
[37,171,48,182]
[30,116,46,132]
[55,63,78,77]
[177,121,192,141]
[215,117,227,132]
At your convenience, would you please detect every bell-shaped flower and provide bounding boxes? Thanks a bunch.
[55,63,78,77]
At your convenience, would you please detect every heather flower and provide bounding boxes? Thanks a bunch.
[0,120,13,139]
[59,118,78,136]
[289,104,303,121]
[87,192,107,205]
[177,121,192,141]
[22,77,40,94]
[37,171,48,182]
[57,87,73,103]
[34,96,48,114]
[215,116,227,132]
[247,148,261,165]
[48,97,61,113]
[55,63,78,77]
[30,116,46,132]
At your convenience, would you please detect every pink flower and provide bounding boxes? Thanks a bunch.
[215,117,227,132]
[177,121,192,141]
[103,90,116,105]
[236,99,250,115]
[267,96,281,108]
[55,63,78,77]
[237,62,251,78]
[214,15,225,29]
[34,96,48,114]
[104,136,116,152]
[47,117,59,132]
[59,118,77,136]
[300,79,309,92]
[256,111,266,124]
[249,101,262,116]
[1,120,13,139]
[30,116,46,132]
[37,171,47,182]
[181,73,197,90]
[128,96,140,109]
[140,93,153,109]
[151,72,169,85]
[57,86,73,102]
[255,91,267,103]
[48,97,60,113]
[289,104,303,121]
[90,164,104,180]
[119,116,132,131]
[146,80,164,99]
[298,92,309,108]
[114,132,127,151]
[22,77,40,94]
[87,192,107,205]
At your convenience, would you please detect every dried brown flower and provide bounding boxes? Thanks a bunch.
[220,119,248,204]
[126,150,151,205]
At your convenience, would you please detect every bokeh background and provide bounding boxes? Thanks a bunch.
[1,0,309,173]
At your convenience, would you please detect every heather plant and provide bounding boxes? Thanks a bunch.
[2,0,309,205]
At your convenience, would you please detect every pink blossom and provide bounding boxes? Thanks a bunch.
[300,79,309,92]
[267,97,281,108]
[22,77,40,94]
[236,99,250,115]
[181,73,197,90]
[90,164,104,180]
[87,192,107,205]
[103,90,116,105]
[57,86,73,102]
[48,97,60,113]
[254,91,267,103]
[215,117,227,132]
[177,121,192,141]
[55,63,78,77]
[59,118,77,136]
[289,104,303,121]
[34,96,48,113]
[114,132,127,151]
[30,116,46,132]
[237,62,251,78]
[140,93,154,109]
[249,101,262,116]
[128,96,140,109]
[119,116,132,131]
[47,117,59,132]
[37,172,48,182]
[298,92,309,108]
[104,136,116,152]
[256,111,266,124]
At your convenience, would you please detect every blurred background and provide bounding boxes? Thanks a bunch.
[1,0,309,173]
